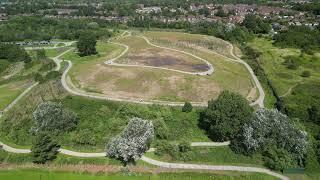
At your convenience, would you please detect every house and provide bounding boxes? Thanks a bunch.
[0,13,7,21]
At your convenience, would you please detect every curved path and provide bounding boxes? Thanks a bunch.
[104,35,214,76]
[0,140,288,180]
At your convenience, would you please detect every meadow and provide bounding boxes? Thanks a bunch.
[0,169,279,180]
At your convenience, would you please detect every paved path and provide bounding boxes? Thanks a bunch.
[0,141,288,180]
[141,156,288,180]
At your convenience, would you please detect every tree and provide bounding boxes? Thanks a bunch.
[36,49,46,60]
[77,33,97,56]
[263,146,297,171]
[32,101,79,134]
[31,133,60,164]
[230,109,308,168]
[106,117,154,166]
[308,105,320,125]
[199,91,253,141]
[152,118,169,139]
[182,102,193,112]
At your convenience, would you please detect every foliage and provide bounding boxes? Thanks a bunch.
[0,43,31,63]
[231,109,308,169]
[301,70,311,78]
[45,71,61,80]
[154,140,192,161]
[273,26,320,52]
[35,49,47,61]
[77,33,97,56]
[242,14,271,34]
[262,146,297,171]
[152,118,169,140]
[70,129,97,146]
[31,133,60,164]
[106,117,154,165]
[199,90,253,141]
[0,60,11,74]
[34,73,45,83]
[31,101,79,135]
[182,102,193,112]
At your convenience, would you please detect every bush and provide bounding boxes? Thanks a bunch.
[178,140,191,153]
[263,147,297,171]
[31,133,60,164]
[199,91,253,141]
[71,129,97,146]
[182,102,193,112]
[45,71,61,80]
[152,118,169,139]
[106,117,154,166]
[34,73,45,83]
[155,140,178,157]
[301,70,311,77]
[32,101,79,135]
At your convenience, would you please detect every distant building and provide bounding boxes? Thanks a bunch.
[0,13,7,21]
[136,7,161,14]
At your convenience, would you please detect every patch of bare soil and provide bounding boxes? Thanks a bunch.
[123,48,210,72]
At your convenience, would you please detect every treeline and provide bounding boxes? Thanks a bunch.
[273,26,320,53]
[0,44,31,63]
[0,16,114,42]
[292,2,320,15]
[129,18,254,43]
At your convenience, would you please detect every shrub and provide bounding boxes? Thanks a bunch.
[182,102,193,112]
[45,71,61,80]
[32,101,79,134]
[178,140,191,153]
[71,129,97,146]
[34,73,44,83]
[263,147,297,171]
[31,133,60,164]
[199,91,253,141]
[155,140,178,157]
[301,70,311,77]
[106,117,154,166]
[152,118,169,139]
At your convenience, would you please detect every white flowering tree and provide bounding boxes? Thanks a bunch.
[231,108,308,168]
[106,117,154,166]
[32,101,78,134]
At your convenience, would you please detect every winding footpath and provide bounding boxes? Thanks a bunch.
[0,140,288,180]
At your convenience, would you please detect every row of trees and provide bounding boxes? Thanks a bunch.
[0,44,31,63]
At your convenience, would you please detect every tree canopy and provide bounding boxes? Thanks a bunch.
[199,90,253,141]
[77,33,97,56]
[106,117,154,166]
[231,109,308,170]
[32,101,79,134]
[31,133,60,164]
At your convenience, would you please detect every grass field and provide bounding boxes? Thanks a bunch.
[248,38,320,96]
[63,31,256,103]
[146,146,264,167]
[0,169,279,180]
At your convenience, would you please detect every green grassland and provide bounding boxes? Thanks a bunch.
[248,38,320,96]
[0,169,279,180]
[146,146,264,167]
